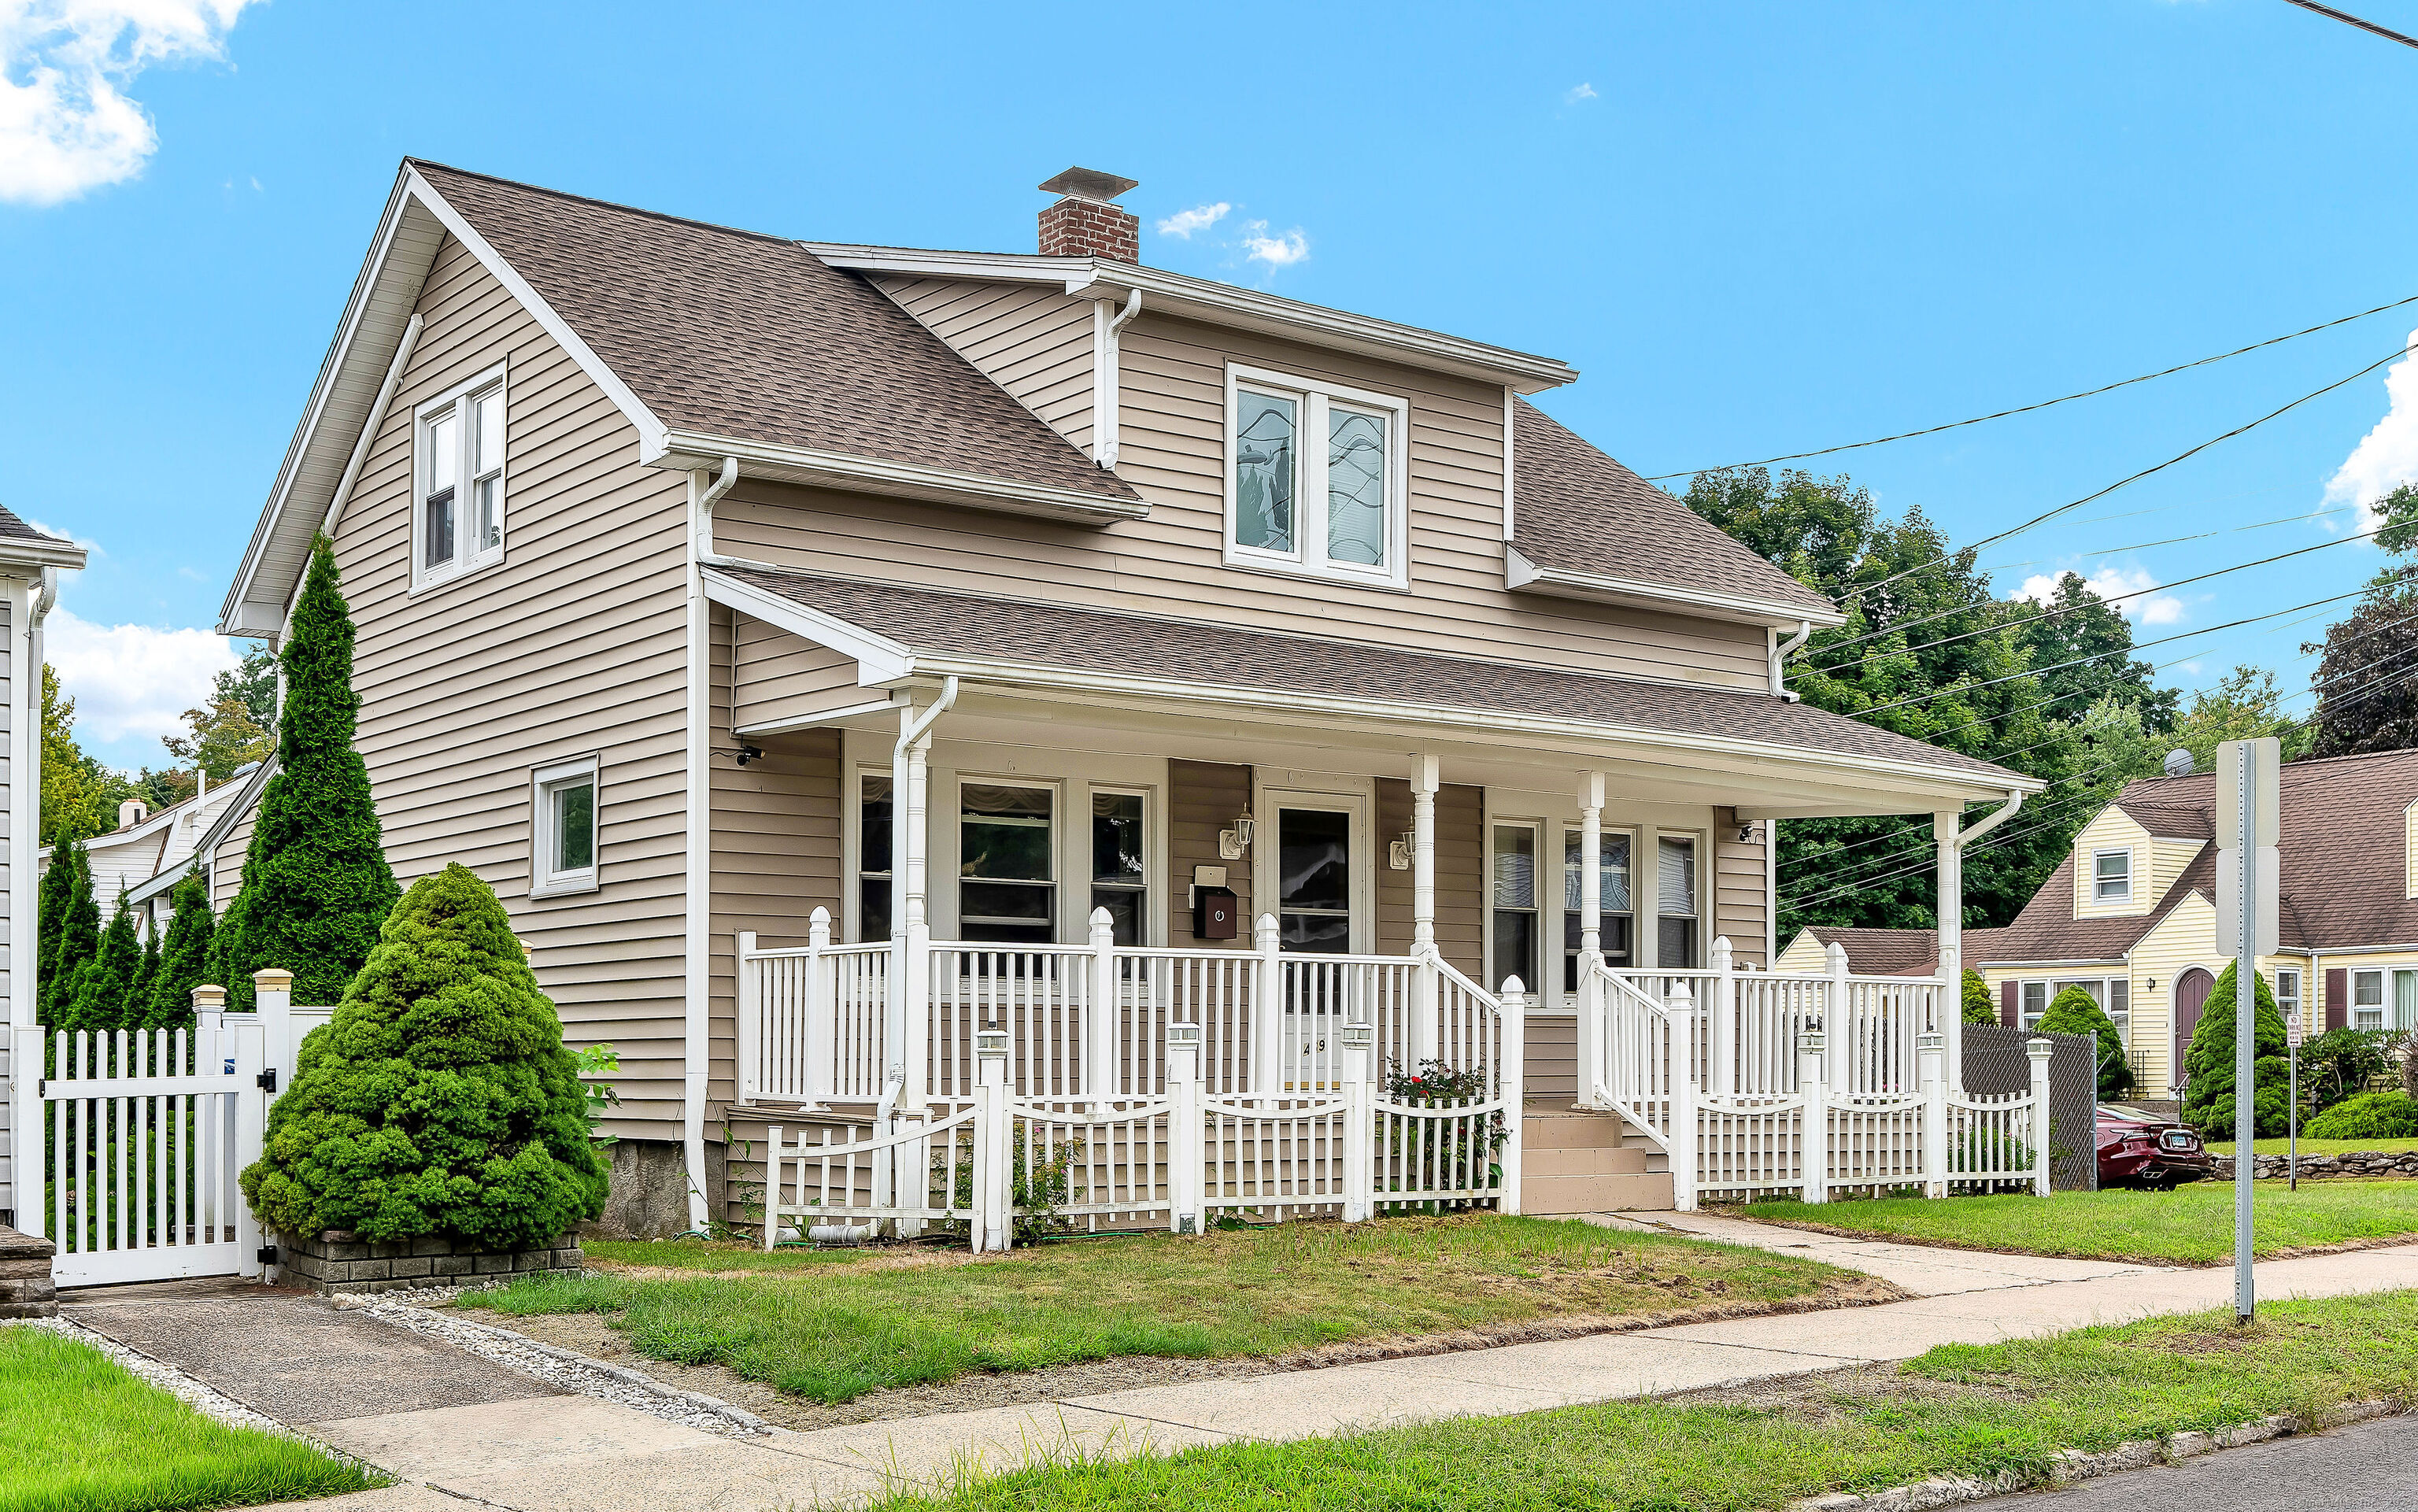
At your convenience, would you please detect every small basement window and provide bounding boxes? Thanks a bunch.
[531,757,599,897]
[1225,364,1409,590]
[2092,848,2131,903]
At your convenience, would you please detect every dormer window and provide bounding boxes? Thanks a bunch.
[2093,848,2132,903]
[1224,364,1408,590]
[415,364,507,591]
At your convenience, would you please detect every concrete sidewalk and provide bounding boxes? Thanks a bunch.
[215,1223,2416,1512]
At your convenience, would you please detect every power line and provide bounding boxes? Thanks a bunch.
[1784,809,2085,912]
[1981,502,2362,575]
[1836,343,2412,606]
[1778,782,2123,894]
[2284,0,2418,50]
[1640,292,2418,481]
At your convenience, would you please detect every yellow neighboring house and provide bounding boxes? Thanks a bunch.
[1781,748,2418,1095]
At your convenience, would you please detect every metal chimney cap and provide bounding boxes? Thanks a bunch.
[1038,167,1139,203]
[2163,748,2194,777]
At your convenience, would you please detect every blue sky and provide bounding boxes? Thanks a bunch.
[7,0,2418,769]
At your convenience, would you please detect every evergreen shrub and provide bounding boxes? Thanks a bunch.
[1961,969,1996,1026]
[2035,985,2131,1098]
[2182,962,2294,1139]
[240,863,608,1249]
[145,871,216,1030]
[2304,1090,2418,1142]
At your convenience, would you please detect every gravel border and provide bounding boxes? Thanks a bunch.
[1789,1401,2404,1510]
[332,1292,775,1437]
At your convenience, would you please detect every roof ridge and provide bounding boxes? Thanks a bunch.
[405,157,806,250]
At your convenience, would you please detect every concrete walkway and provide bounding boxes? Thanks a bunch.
[164,1221,2418,1512]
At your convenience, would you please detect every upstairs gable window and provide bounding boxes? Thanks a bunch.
[415,364,507,590]
[1225,364,1408,590]
[2092,848,2131,903]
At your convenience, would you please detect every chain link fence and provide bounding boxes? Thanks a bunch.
[1964,1022,2098,1191]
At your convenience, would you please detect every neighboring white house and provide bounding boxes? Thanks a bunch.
[39,767,259,938]
[0,508,93,1229]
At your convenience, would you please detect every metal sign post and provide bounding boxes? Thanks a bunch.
[2216,738,2281,1325]
[2286,1000,2302,1192]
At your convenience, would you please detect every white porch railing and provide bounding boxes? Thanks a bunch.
[746,910,1525,1249]
[1581,941,2050,1209]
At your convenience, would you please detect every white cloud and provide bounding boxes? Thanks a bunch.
[1155,201,1229,238]
[2012,564,2185,626]
[1565,83,1598,103]
[0,1,252,206]
[26,517,100,554]
[2321,327,2418,534]
[45,604,234,750]
[1240,220,1309,267]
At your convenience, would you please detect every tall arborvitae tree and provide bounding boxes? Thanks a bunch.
[212,537,398,1010]
[34,838,78,1026]
[130,926,161,1028]
[147,870,216,1029]
[43,843,100,1026]
[68,889,140,1033]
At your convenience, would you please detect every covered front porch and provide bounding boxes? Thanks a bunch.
[704,569,2042,1239]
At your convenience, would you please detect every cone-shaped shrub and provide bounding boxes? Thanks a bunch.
[2035,985,2131,1098]
[2182,962,2293,1139]
[68,890,142,1033]
[130,927,161,1028]
[41,842,98,1027]
[240,863,608,1248]
[146,871,216,1030]
[214,536,397,1011]
[34,837,76,1024]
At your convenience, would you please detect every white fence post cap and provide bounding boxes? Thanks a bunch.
[1340,1022,1374,1050]
[975,1029,1009,1058]
[2025,1037,2054,1059]
[1917,1032,1945,1052]
[191,984,227,1009]
[252,967,294,989]
[1166,1021,1203,1048]
[1797,1031,1826,1052]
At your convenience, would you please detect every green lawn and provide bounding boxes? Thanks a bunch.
[871,1290,2418,1511]
[1741,1180,2418,1264]
[0,1325,378,1512]
[2208,1137,2418,1156]
[460,1215,1858,1403]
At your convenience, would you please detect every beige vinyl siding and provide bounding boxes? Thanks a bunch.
[708,603,843,1118]
[210,801,256,917]
[711,304,1771,693]
[1170,760,1251,947]
[323,232,692,1138]
[731,619,882,732]
[1524,1014,1577,1102]
[877,277,1097,457]
[1713,808,1768,967]
[1374,778,1484,981]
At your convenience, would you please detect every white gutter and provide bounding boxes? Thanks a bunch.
[1769,620,1812,699]
[680,459,741,1235]
[1958,791,2024,847]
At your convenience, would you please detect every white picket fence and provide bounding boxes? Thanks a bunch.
[760,970,1525,1251]
[1585,949,2050,1208]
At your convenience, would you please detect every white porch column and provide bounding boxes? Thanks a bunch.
[893,700,937,1115]
[1934,809,1963,1093]
[1410,753,1440,1068]
[1574,771,1606,1109]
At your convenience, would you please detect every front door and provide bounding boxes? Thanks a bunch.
[2172,967,2215,1090]
[1257,792,1370,955]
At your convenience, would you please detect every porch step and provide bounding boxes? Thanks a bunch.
[1519,1099,1675,1214]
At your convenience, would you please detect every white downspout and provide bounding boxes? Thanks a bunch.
[888,676,958,1136]
[1769,620,1811,699]
[681,459,741,1235]
[1096,290,1141,470]
[1958,791,2024,849]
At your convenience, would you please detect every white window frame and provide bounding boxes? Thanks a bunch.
[1651,830,1706,970]
[2354,968,2387,1032]
[2275,968,2302,1031]
[2020,981,2049,1029]
[1086,784,1153,948]
[412,361,508,593]
[2091,848,2132,903]
[529,755,600,899]
[1222,362,1411,591]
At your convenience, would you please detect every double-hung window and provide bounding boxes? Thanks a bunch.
[1491,823,1540,993]
[1657,836,1700,969]
[1225,364,1409,590]
[2276,969,2302,1032]
[1561,827,1633,993]
[415,364,507,590]
[2021,981,2048,1029]
[531,757,598,897]
[2091,848,2131,903]
[960,783,1055,945]
[1090,791,1148,946]
[2355,969,2387,1031]
[858,775,893,941]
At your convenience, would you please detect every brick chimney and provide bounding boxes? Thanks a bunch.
[1037,167,1141,261]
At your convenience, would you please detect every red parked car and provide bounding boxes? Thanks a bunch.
[2096,1104,2214,1189]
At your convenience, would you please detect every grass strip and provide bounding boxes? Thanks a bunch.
[460,1215,1854,1403]
[871,1290,2418,1511]
[0,1326,379,1512]
[2209,1137,2418,1156]
[1743,1179,2418,1263]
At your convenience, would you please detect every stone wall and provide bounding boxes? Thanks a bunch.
[0,1225,54,1317]
[2210,1150,2418,1180]
[276,1229,582,1296]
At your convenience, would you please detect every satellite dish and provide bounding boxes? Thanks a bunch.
[2163,749,2194,777]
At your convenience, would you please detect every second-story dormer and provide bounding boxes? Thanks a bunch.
[2068,797,2210,920]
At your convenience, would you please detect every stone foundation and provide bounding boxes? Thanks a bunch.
[276,1229,582,1296]
[0,1225,56,1317]
[583,1136,724,1240]
[2212,1150,2418,1180]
